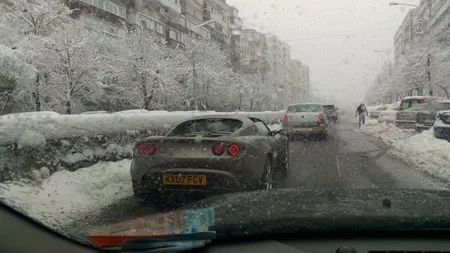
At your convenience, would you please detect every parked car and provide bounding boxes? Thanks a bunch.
[130,115,289,203]
[399,96,446,111]
[323,104,338,122]
[396,97,447,129]
[415,101,450,132]
[378,102,400,123]
[433,110,450,141]
[369,105,388,119]
[282,103,328,140]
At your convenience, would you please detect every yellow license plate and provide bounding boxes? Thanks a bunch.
[162,174,207,186]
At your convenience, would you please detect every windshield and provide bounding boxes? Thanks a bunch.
[168,119,243,136]
[3,0,450,251]
[287,104,322,113]
[323,105,335,111]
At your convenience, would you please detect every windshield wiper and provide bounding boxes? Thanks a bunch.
[89,231,216,252]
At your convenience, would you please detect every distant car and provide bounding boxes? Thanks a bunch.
[323,104,338,122]
[130,115,289,202]
[396,97,448,129]
[378,102,400,123]
[369,105,388,119]
[415,101,450,132]
[433,110,450,141]
[282,103,328,140]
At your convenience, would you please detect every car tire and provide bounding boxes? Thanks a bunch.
[261,156,275,190]
[280,144,289,173]
[322,132,328,141]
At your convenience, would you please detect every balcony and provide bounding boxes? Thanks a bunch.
[159,0,181,13]
[76,0,127,19]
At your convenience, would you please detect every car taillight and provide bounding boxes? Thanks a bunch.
[418,98,425,104]
[136,144,157,155]
[227,144,240,156]
[283,114,288,123]
[317,113,325,124]
[212,144,225,156]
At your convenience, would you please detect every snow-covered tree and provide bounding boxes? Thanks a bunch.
[183,36,234,110]
[43,22,106,114]
[0,44,38,113]
[110,27,183,110]
[0,0,71,37]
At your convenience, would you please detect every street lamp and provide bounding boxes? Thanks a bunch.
[388,2,418,7]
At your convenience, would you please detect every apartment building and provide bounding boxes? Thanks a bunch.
[394,0,450,59]
[180,0,211,39]
[203,0,230,48]
[394,8,416,59]
[65,0,128,36]
[239,29,266,75]
[67,0,199,47]
[426,0,450,38]
[290,59,311,103]
[227,5,241,72]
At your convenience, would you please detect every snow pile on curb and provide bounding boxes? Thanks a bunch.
[0,110,284,146]
[361,121,416,145]
[362,123,450,181]
[0,160,133,230]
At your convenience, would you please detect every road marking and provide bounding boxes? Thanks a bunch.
[336,155,341,177]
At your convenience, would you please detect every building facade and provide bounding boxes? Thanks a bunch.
[66,0,240,52]
[394,9,416,59]
[239,29,266,75]
[290,59,310,103]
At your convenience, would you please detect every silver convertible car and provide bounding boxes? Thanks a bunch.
[130,115,289,202]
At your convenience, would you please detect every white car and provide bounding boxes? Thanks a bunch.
[282,103,328,140]
[378,102,400,124]
[433,110,450,141]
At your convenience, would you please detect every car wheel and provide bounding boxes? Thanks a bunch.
[322,132,328,141]
[261,156,275,190]
[280,144,289,173]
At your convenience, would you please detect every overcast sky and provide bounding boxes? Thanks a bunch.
[227,0,420,107]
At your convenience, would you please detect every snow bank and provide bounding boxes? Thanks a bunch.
[362,123,450,182]
[0,110,284,146]
[0,160,133,229]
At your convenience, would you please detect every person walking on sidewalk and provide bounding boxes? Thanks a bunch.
[355,103,368,128]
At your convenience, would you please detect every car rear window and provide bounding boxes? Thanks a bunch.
[323,105,335,111]
[288,104,322,113]
[168,119,243,136]
[401,99,420,110]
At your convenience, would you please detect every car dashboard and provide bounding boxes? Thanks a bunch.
[1,202,450,253]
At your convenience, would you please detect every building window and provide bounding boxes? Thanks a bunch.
[169,30,177,40]
[156,23,165,34]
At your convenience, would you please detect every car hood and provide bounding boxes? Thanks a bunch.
[87,189,450,240]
